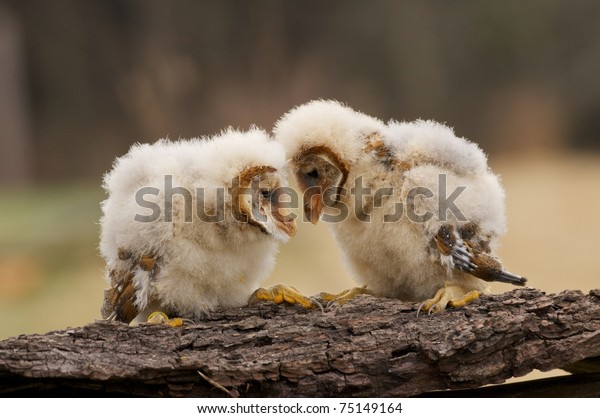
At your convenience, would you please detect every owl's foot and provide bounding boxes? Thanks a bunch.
[249,284,319,309]
[146,311,186,327]
[417,283,480,316]
[320,285,371,307]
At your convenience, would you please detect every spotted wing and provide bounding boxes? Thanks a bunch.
[434,224,526,286]
[101,250,159,323]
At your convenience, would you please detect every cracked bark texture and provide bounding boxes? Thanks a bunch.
[1,287,600,397]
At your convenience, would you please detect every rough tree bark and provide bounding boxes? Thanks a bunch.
[1,288,600,397]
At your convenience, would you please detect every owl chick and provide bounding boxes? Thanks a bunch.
[275,100,526,313]
[100,127,312,325]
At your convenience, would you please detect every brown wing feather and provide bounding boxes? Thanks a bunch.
[434,224,526,286]
[101,271,138,322]
[363,133,403,170]
[101,250,159,323]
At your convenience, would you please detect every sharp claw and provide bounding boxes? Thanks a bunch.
[310,297,325,313]
[416,301,426,318]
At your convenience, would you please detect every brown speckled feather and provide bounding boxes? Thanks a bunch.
[363,133,403,170]
[101,250,159,323]
[434,224,526,286]
[101,272,138,322]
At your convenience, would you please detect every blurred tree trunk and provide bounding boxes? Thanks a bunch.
[0,5,33,185]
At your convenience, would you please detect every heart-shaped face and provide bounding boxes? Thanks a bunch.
[231,165,297,240]
[292,145,349,224]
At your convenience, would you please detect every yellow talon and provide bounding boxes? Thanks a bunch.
[147,311,185,327]
[167,317,184,327]
[320,285,371,306]
[448,290,480,308]
[273,293,284,304]
[417,283,480,316]
[249,284,317,309]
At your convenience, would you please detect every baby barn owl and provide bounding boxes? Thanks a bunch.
[275,100,526,313]
[100,128,310,325]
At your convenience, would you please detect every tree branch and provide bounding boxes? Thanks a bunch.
[1,288,600,397]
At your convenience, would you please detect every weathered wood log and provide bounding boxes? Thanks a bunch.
[1,287,599,397]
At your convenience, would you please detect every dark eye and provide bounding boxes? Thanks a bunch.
[260,189,272,200]
[306,169,319,179]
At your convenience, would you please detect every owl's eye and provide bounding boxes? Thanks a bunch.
[306,169,319,179]
[260,189,273,200]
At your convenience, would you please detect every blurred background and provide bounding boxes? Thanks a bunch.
[1,0,599,382]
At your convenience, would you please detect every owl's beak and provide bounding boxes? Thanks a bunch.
[304,193,323,225]
[271,204,297,237]
[278,215,297,237]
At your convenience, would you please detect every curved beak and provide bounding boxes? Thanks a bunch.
[278,215,297,237]
[304,193,324,225]
[271,204,297,237]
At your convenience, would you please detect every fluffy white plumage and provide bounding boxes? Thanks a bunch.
[100,127,296,323]
[275,100,525,308]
